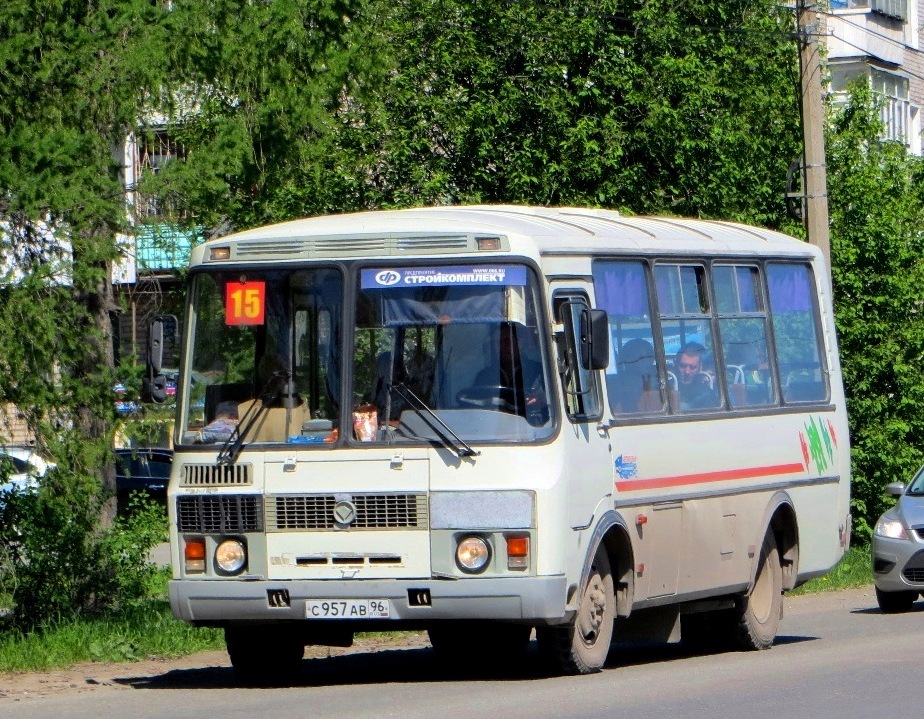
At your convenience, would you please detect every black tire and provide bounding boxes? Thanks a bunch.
[875,586,917,614]
[428,622,531,666]
[732,533,783,650]
[538,546,615,674]
[225,625,305,683]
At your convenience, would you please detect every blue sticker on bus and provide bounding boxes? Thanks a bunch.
[615,454,638,479]
[361,266,527,289]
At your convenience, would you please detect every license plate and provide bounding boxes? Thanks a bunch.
[305,599,391,619]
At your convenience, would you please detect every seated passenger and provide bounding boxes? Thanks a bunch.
[610,338,660,413]
[674,342,718,411]
[197,401,239,443]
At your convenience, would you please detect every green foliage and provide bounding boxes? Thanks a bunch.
[0,0,364,628]
[0,480,167,630]
[0,600,224,673]
[145,0,378,231]
[279,0,800,224]
[827,84,924,542]
[790,546,871,594]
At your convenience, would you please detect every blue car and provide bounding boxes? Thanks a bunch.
[114,447,173,510]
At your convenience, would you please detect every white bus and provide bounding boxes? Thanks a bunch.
[161,205,850,679]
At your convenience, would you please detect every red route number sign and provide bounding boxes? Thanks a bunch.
[225,281,266,325]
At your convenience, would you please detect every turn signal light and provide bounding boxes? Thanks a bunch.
[506,536,529,569]
[185,537,206,573]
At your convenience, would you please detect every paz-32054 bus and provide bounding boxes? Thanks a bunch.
[159,205,850,679]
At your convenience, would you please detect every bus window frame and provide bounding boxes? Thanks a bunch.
[592,254,834,427]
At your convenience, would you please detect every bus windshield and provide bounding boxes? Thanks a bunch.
[179,267,343,446]
[178,263,554,447]
[352,265,554,444]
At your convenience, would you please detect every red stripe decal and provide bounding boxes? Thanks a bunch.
[614,462,806,492]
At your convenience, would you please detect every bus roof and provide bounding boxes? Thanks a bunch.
[191,205,819,265]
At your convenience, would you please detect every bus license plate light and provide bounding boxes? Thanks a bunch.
[305,599,391,619]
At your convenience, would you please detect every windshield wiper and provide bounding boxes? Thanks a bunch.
[217,371,288,465]
[390,382,480,458]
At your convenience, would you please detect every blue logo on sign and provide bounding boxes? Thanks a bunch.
[375,270,401,286]
[615,454,637,479]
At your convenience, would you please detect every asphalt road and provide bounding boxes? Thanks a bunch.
[1,586,917,719]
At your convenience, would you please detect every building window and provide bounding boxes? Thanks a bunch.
[871,69,910,143]
[829,64,912,146]
[133,128,188,220]
[830,0,907,19]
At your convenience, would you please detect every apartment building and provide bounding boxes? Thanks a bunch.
[827,0,924,153]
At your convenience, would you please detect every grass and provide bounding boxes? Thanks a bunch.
[0,545,873,674]
[790,545,872,594]
[0,601,224,673]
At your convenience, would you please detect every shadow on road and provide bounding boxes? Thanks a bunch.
[115,645,551,690]
[113,632,820,691]
[851,601,924,615]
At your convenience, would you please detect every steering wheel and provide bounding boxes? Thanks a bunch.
[456,384,518,412]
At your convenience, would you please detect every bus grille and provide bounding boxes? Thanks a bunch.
[181,463,251,487]
[267,493,428,531]
[176,495,264,533]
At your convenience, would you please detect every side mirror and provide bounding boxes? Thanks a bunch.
[885,481,906,498]
[148,317,165,377]
[579,309,609,371]
[142,315,176,404]
[143,373,168,404]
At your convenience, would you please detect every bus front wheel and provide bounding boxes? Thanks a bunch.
[733,532,783,650]
[538,546,615,674]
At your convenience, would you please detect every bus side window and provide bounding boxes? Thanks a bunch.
[766,263,829,404]
[591,260,664,417]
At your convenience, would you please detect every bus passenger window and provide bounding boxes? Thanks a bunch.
[591,260,664,417]
[655,264,720,413]
[714,265,775,409]
[767,263,828,404]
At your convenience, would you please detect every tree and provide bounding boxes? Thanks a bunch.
[0,0,368,626]
[826,84,924,542]
[144,0,379,232]
[294,0,803,224]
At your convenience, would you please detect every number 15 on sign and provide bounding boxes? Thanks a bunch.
[226,281,266,325]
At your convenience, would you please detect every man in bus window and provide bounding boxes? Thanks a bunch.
[674,342,718,411]
[197,401,239,443]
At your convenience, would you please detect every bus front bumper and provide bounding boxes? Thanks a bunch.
[169,575,568,624]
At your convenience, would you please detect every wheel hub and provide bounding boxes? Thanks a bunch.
[577,574,607,643]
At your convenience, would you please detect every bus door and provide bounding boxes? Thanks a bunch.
[552,287,612,536]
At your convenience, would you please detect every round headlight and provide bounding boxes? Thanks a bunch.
[456,536,491,573]
[215,538,247,574]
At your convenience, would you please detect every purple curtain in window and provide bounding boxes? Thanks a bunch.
[736,267,759,312]
[593,261,650,316]
[767,263,812,312]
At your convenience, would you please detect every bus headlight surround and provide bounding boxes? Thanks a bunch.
[215,538,247,574]
[456,535,491,573]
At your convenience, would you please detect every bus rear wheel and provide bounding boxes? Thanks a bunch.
[538,546,615,674]
[225,625,305,683]
[732,532,783,650]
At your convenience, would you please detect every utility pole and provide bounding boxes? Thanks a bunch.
[797,0,831,272]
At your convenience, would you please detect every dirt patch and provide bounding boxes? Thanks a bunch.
[0,632,432,701]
